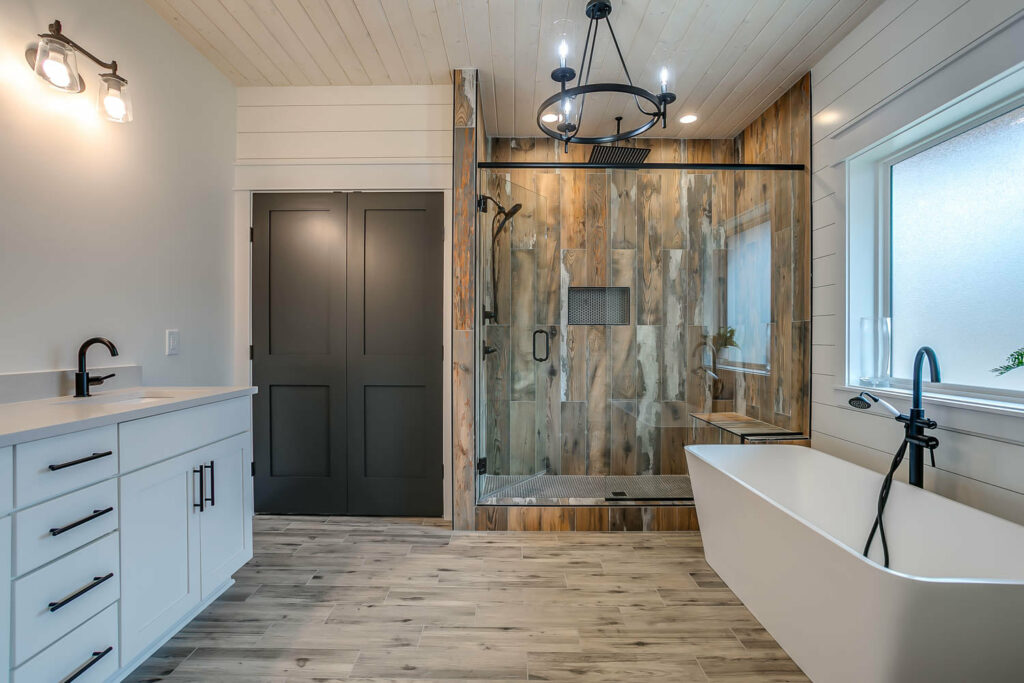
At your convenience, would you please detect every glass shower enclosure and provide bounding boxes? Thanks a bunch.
[475,165,807,505]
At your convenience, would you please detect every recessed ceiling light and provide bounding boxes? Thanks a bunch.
[541,113,560,123]
[679,114,698,124]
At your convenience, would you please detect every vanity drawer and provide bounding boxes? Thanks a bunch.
[13,602,118,683]
[14,479,118,575]
[119,396,250,472]
[0,445,12,513]
[15,425,118,507]
[14,532,119,665]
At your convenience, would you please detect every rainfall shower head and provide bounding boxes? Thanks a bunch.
[848,391,901,417]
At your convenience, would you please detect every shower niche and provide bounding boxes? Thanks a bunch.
[474,146,809,511]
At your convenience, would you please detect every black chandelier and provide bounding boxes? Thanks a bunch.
[537,0,675,151]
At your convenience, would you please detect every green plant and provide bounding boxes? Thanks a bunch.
[992,346,1024,376]
[711,326,739,353]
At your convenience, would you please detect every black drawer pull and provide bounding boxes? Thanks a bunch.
[62,645,113,683]
[49,507,114,536]
[48,572,114,612]
[49,450,113,471]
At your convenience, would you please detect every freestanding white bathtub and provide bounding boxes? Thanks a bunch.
[686,444,1024,683]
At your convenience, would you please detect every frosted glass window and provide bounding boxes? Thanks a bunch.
[724,220,771,366]
[890,105,1024,392]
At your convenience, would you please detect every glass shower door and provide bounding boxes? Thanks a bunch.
[476,171,553,502]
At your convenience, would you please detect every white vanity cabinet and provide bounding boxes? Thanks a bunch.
[0,390,254,683]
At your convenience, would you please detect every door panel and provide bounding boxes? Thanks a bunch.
[346,193,444,516]
[253,193,348,513]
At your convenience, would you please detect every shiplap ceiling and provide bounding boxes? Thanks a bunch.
[148,0,882,138]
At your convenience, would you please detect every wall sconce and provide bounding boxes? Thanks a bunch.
[26,20,132,122]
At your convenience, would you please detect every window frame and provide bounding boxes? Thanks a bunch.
[846,87,1024,407]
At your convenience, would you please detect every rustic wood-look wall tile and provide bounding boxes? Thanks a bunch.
[560,169,586,249]
[509,401,536,475]
[652,506,700,531]
[574,507,610,531]
[475,506,508,531]
[483,324,510,474]
[610,169,637,248]
[534,173,561,325]
[662,170,686,249]
[663,248,687,402]
[510,249,536,401]
[452,126,476,332]
[610,249,637,400]
[508,507,575,531]
[452,330,475,529]
[610,401,638,476]
[636,325,663,475]
[536,327,561,473]
[453,69,476,127]
[609,507,643,531]
[637,173,663,325]
[559,401,587,475]
[771,227,794,421]
[586,326,610,476]
[585,173,609,286]
[660,401,689,475]
[560,250,586,402]
[791,320,811,435]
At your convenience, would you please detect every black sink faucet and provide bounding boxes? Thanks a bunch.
[75,337,119,397]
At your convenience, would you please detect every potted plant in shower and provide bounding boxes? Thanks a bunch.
[992,346,1024,376]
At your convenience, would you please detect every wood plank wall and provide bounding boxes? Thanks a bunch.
[453,76,812,530]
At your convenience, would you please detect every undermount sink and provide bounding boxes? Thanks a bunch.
[50,391,176,406]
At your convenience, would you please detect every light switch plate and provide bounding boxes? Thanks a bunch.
[166,329,180,356]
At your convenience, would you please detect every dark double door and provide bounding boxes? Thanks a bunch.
[252,192,443,515]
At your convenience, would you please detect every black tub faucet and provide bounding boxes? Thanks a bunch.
[903,346,940,487]
[75,337,119,397]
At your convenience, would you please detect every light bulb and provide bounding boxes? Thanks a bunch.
[563,98,572,115]
[558,39,569,67]
[660,67,669,93]
[42,58,71,88]
[679,114,698,124]
[103,93,126,121]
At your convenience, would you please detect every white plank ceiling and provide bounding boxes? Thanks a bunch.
[147,0,883,138]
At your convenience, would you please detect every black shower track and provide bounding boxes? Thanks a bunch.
[478,162,805,171]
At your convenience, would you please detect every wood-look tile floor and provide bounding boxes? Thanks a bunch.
[127,516,807,682]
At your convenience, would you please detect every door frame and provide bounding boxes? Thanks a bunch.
[234,188,454,521]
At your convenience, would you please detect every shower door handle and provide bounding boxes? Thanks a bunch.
[532,329,550,362]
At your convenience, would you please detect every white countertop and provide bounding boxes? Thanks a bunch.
[0,385,257,448]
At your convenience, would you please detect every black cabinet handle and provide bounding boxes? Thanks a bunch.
[49,451,113,472]
[63,645,113,682]
[48,573,114,612]
[532,329,550,362]
[205,461,216,507]
[49,507,114,536]
[193,466,205,512]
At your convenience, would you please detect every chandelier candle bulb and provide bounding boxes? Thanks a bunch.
[660,67,669,93]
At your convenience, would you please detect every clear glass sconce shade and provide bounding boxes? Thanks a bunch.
[553,19,575,67]
[32,37,82,92]
[98,74,132,122]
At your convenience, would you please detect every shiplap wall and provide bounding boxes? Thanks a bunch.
[810,0,1024,523]
[232,83,455,519]
[234,85,452,190]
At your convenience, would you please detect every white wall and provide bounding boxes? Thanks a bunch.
[232,84,454,518]
[0,0,236,385]
[810,0,1024,522]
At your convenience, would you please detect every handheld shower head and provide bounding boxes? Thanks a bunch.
[504,203,522,219]
[848,391,901,418]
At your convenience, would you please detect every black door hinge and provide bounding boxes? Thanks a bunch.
[476,458,487,475]
[251,461,255,477]
[249,227,254,242]
[249,345,254,360]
